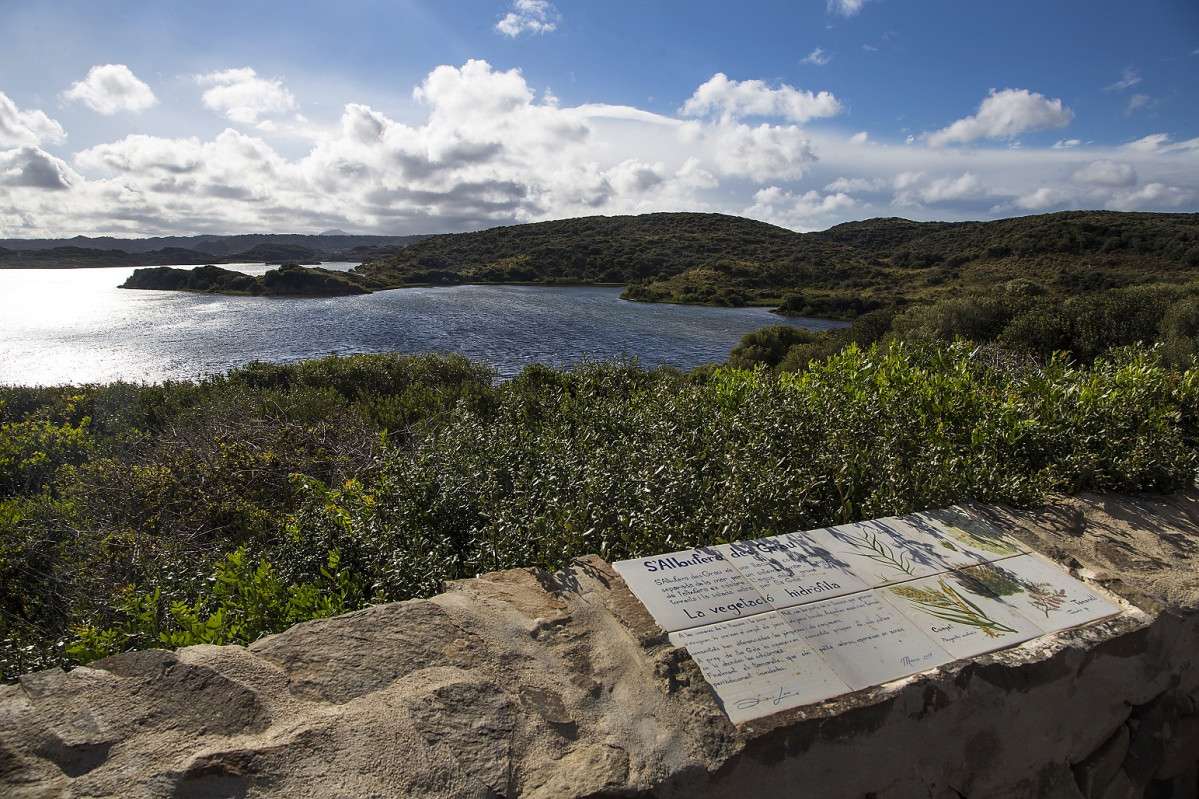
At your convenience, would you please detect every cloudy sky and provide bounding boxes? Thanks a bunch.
[2,0,1197,238]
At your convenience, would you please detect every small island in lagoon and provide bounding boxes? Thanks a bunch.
[120,262,381,297]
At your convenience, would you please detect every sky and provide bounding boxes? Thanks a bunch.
[1,0,1197,238]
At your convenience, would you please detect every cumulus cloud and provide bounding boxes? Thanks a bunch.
[0,93,65,147]
[62,64,157,114]
[919,172,984,202]
[1109,183,1195,211]
[4,59,1197,238]
[745,185,856,229]
[681,73,841,124]
[196,68,296,123]
[495,0,559,36]
[1014,186,1071,211]
[924,88,1073,147]
[1071,159,1137,187]
[0,147,76,190]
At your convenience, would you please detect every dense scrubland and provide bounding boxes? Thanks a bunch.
[360,210,1199,313]
[3,210,1199,680]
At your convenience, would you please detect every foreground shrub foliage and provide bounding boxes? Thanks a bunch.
[1,344,1197,678]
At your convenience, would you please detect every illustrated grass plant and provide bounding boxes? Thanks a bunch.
[889,578,1019,638]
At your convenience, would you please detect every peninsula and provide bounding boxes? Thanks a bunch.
[107,210,1198,315]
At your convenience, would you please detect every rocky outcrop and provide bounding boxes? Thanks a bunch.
[3,491,1199,798]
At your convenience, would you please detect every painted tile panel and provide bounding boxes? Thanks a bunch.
[884,573,1043,660]
[780,591,953,691]
[612,547,771,632]
[669,612,851,725]
[715,533,869,610]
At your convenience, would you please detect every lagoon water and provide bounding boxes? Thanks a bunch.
[0,264,845,385]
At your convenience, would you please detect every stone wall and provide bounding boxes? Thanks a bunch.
[2,491,1198,798]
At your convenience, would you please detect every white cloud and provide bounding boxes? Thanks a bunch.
[1109,183,1195,211]
[924,88,1074,147]
[4,60,1198,238]
[0,147,77,190]
[802,48,831,66]
[62,64,157,115]
[1014,187,1071,211]
[1125,94,1154,115]
[495,0,559,37]
[0,92,65,147]
[849,131,869,144]
[705,122,819,181]
[196,68,297,123]
[824,176,885,193]
[828,0,873,16]
[681,73,841,124]
[1104,68,1141,93]
[919,172,983,202]
[745,185,856,229]
[1071,160,1137,187]
[1124,133,1172,152]
[1053,139,1081,149]
[892,170,924,190]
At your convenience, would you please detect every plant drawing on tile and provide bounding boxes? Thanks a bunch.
[890,578,1018,638]
[841,527,916,578]
[951,563,1025,598]
[1023,581,1068,617]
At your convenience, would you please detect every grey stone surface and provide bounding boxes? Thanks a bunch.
[1,491,1198,797]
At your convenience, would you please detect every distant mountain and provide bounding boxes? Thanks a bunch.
[0,233,429,269]
[0,233,428,256]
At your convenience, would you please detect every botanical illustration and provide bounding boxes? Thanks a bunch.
[950,562,1025,598]
[839,526,916,579]
[1022,581,1068,618]
[924,508,1020,556]
[952,561,1068,619]
[889,579,1018,638]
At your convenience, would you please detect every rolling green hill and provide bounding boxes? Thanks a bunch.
[357,210,1199,317]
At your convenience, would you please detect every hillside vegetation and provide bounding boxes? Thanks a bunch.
[3,342,1197,678]
[358,210,1199,315]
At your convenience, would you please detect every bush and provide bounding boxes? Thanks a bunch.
[4,345,1198,678]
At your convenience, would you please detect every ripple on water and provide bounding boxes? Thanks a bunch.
[0,269,847,385]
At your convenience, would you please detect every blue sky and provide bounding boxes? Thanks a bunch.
[1,0,1196,237]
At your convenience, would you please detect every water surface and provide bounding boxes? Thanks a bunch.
[0,265,845,385]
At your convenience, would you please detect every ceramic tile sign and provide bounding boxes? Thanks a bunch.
[779,591,953,691]
[953,554,1122,632]
[807,517,987,587]
[884,573,1043,660]
[669,611,851,725]
[903,506,1029,562]
[715,534,869,610]
[612,547,773,632]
